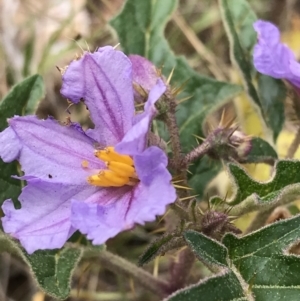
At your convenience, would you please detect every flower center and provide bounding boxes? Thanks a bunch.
[87,147,139,187]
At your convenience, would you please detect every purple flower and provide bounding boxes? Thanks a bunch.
[0,46,176,254]
[253,20,300,88]
[129,55,166,102]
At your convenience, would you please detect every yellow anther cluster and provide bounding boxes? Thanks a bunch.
[87,147,138,187]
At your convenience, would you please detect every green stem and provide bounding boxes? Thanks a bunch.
[83,249,170,297]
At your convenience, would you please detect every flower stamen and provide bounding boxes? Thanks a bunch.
[88,147,138,187]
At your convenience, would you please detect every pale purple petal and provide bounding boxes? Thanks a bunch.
[129,55,162,102]
[133,146,168,185]
[71,187,134,245]
[253,20,300,88]
[115,79,166,155]
[61,46,135,146]
[0,126,21,162]
[0,116,102,185]
[71,147,176,244]
[2,179,98,254]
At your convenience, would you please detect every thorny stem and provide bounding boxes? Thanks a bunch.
[83,249,170,298]
[182,140,211,167]
[286,126,300,158]
[165,96,184,169]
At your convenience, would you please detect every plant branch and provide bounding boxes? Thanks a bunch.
[286,126,300,158]
[167,247,195,293]
[165,96,184,169]
[182,140,211,167]
[83,249,170,297]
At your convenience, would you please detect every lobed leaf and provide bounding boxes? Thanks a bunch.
[167,216,300,300]
[209,160,300,217]
[223,215,300,301]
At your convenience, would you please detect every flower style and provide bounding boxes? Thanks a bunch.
[0,46,176,254]
[253,20,300,88]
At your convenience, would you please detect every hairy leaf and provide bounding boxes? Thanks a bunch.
[25,248,82,299]
[167,217,300,300]
[0,231,81,300]
[242,137,278,164]
[210,160,300,217]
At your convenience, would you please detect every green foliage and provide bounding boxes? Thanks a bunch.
[210,160,300,216]
[223,215,300,300]
[165,272,246,301]
[168,217,300,300]
[111,0,242,152]
[0,232,82,300]
[243,137,278,164]
[258,75,286,141]
[229,160,300,206]
[219,0,286,140]
[0,75,44,205]
[184,231,228,268]
[139,233,176,266]
[25,248,82,299]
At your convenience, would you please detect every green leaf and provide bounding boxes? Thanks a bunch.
[188,157,222,198]
[169,217,300,301]
[165,271,246,301]
[184,231,228,268]
[229,160,300,206]
[219,0,259,106]
[223,215,300,300]
[0,74,44,205]
[258,75,286,141]
[209,160,300,217]
[219,0,285,140]
[139,232,182,266]
[0,231,81,300]
[243,137,278,164]
[189,137,277,198]
[111,0,242,152]
[25,248,82,299]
